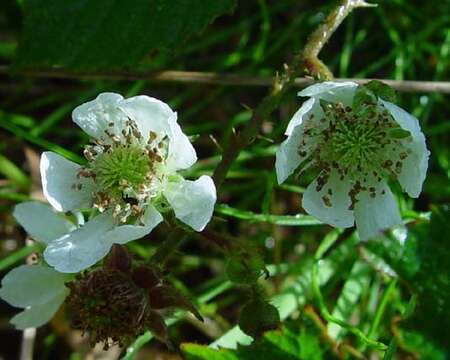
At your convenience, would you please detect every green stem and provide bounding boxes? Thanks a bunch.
[314,230,342,260]
[368,278,397,339]
[215,203,321,226]
[212,87,290,190]
[311,234,388,351]
[149,227,186,265]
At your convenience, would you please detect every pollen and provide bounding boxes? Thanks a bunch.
[75,119,169,222]
[298,101,412,209]
[94,145,150,195]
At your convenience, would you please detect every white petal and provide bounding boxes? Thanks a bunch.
[13,202,75,244]
[302,170,354,228]
[40,152,94,212]
[119,96,197,170]
[164,176,216,231]
[298,81,357,106]
[275,125,304,185]
[165,118,198,171]
[285,98,316,136]
[276,99,325,184]
[103,205,163,245]
[0,265,67,308]
[354,181,402,241]
[44,212,115,273]
[72,92,125,139]
[11,291,67,330]
[119,95,173,136]
[381,100,430,197]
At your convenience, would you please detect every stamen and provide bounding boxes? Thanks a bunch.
[75,119,169,223]
[299,102,411,202]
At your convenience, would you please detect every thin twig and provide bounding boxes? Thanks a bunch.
[2,66,449,93]
[302,0,376,79]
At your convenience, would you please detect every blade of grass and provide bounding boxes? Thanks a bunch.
[215,203,321,226]
[0,113,83,163]
[0,153,30,190]
[327,260,372,340]
[0,243,40,272]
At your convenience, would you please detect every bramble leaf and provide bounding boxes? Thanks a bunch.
[366,206,450,354]
[182,326,323,360]
[15,0,236,70]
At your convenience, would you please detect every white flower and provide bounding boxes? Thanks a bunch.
[276,82,429,240]
[34,93,216,273]
[0,264,69,329]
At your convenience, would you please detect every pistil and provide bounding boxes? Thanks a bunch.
[299,102,412,209]
[74,119,169,223]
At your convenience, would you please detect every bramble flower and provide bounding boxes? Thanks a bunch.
[0,264,69,329]
[29,93,215,273]
[276,81,429,240]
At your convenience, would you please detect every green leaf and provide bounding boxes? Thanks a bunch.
[181,344,238,360]
[182,327,323,360]
[366,205,450,354]
[15,0,236,70]
[298,331,323,360]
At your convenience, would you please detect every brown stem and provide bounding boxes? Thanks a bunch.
[302,0,376,80]
[2,66,448,93]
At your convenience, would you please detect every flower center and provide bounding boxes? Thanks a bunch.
[306,102,410,181]
[299,101,412,210]
[75,119,169,222]
[93,145,151,197]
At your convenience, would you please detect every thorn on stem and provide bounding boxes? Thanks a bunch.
[209,134,223,152]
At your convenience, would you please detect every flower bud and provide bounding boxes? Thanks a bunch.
[238,299,280,339]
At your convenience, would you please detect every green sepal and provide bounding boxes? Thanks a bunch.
[388,127,411,139]
[365,80,397,103]
[353,80,397,115]
[352,85,377,114]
